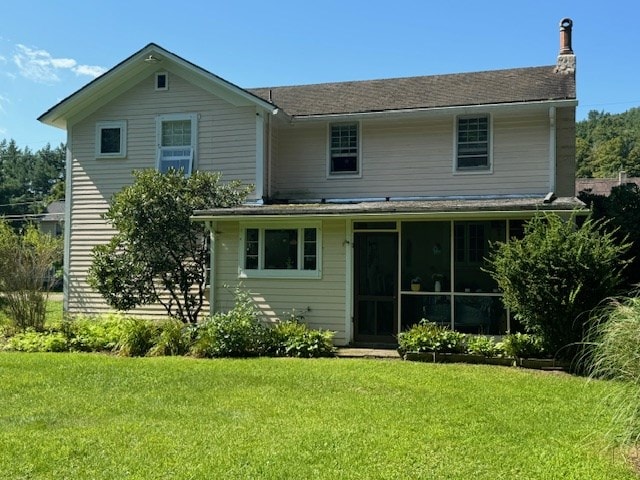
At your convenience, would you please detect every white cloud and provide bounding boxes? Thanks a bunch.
[12,44,106,84]
[51,57,76,69]
[72,64,107,77]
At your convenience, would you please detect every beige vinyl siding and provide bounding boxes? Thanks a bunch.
[214,219,348,345]
[272,112,551,200]
[66,72,258,317]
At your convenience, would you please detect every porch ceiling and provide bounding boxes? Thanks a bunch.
[192,196,586,221]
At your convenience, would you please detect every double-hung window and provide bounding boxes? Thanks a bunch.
[96,121,127,158]
[329,122,359,175]
[157,113,197,175]
[456,115,490,171]
[241,224,321,279]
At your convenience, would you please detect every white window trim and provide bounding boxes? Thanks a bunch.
[156,113,198,175]
[238,222,322,279]
[452,114,493,175]
[95,120,127,159]
[326,121,362,179]
[155,72,168,91]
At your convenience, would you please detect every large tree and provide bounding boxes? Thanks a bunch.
[88,169,252,323]
[0,140,65,225]
[579,183,640,288]
[576,107,640,178]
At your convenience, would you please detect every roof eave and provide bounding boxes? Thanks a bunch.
[38,43,277,129]
[289,99,578,122]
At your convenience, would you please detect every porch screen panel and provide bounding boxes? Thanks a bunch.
[401,221,451,292]
[453,220,505,293]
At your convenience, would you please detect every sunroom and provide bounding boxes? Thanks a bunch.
[193,197,585,346]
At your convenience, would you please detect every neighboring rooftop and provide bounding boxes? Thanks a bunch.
[40,200,65,222]
[576,176,640,196]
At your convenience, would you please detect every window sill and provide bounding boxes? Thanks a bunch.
[96,154,127,160]
[452,168,493,176]
[239,269,322,280]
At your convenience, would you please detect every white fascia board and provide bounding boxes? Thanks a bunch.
[291,99,578,123]
[39,44,277,129]
[191,208,585,223]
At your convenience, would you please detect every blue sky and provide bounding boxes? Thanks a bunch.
[1,0,638,149]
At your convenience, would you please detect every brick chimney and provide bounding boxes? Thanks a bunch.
[555,18,576,74]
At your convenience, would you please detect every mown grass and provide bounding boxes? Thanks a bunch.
[0,353,635,479]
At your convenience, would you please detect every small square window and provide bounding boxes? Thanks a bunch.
[155,72,168,91]
[96,121,126,158]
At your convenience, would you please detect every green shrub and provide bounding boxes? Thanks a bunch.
[0,222,62,331]
[486,212,629,358]
[191,289,268,358]
[501,333,545,358]
[587,295,640,445]
[149,318,192,356]
[271,320,335,358]
[397,321,466,355]
[116,317,159,357]
[63,314,126,352]
[5,330,68,352]
[467,335,504,357]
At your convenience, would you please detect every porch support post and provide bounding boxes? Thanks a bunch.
[344,219,353,344]
[206,221,217,317]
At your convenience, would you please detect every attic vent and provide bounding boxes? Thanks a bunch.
[155,72,168,91]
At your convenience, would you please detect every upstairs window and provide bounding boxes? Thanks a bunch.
[156,114,197,175]
[155,72,168,90]
[329,122,359,175]
[456,115,490,171]
[96,121,126,158]
[240,224,321,279]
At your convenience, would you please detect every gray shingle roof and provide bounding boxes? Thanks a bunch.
[194,196,585,219]
[248,66,575,117]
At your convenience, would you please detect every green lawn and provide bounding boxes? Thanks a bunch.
[0,353,635,480]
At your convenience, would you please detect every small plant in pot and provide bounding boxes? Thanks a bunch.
[411,277,422,292]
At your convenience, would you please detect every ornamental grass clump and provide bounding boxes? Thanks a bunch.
[588,295,640,445]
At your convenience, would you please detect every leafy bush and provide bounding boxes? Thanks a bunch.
[467,336,504,357]
[397,321,466,355]
[501,333,545,358]
[63,314,126,352]
[0,222,62,331]
[270,320,335,358]
[5,330,68,352]
[191,289,268,358]
[149,318,192,356]
[116,317,159,357]
[587,295,640,445]
[486,212,629,357]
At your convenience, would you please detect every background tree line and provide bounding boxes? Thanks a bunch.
[576,107,640,178]
[0,139,65,227]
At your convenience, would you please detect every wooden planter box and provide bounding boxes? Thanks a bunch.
[517,358,570,371]
[402,352,573,369]
[403,352,515,367]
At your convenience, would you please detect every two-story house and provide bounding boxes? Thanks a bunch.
[39,19,581,346]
